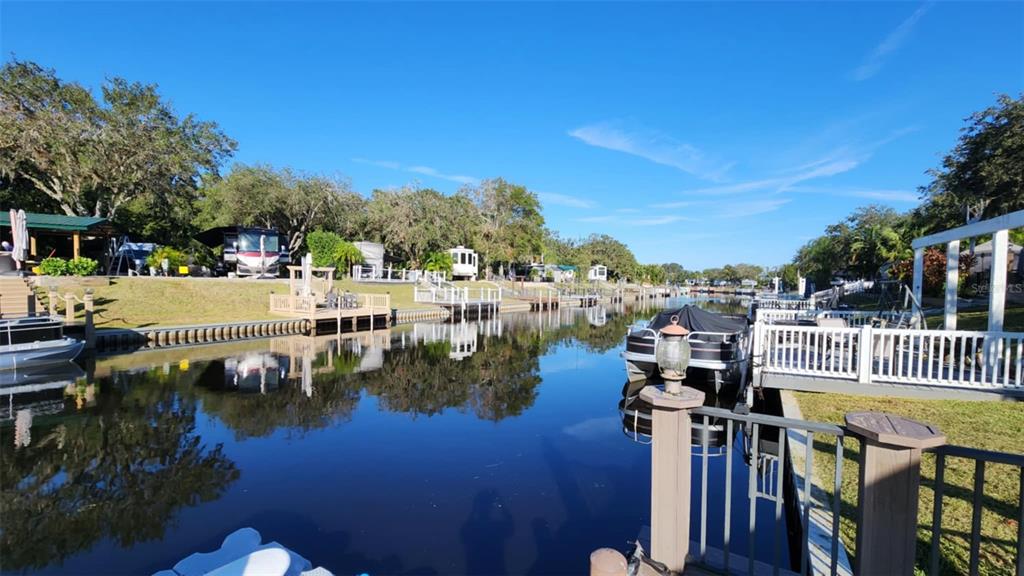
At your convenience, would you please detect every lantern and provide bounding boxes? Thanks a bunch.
[656,314,691,395]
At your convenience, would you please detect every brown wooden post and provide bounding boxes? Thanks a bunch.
[846,412,946,576]
[72,232,81,260]
[639,385,705,573]
[83,289,95,350]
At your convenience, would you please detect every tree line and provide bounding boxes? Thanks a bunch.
[788,94,1023,294]
[1,60,671,281]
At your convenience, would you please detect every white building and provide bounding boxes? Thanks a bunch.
[587,264,608,282]
[448,246,479,280]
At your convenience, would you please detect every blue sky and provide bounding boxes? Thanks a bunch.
[3,2,1022,269]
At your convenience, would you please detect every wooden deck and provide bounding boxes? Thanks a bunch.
[270,292,392,335]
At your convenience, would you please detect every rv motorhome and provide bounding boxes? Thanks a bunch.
[196,226,290,277]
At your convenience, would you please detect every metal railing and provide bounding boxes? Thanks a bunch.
[927,444,1024,576]
[688,406,847,576]
[753,322,1024,391]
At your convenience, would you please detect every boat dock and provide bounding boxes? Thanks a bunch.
[413,284,501,321]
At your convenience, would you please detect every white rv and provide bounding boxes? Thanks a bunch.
[587,265,608,282]
[448,246,479,280]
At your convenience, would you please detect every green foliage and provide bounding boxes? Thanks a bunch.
[890,248,975,297]
[38,257,69,276]
[146,246,187,269]
[466,178,545,266]
[0,59,236,246]
[305,230,362,276]
[198,165,362,260]
[579,234,637,281]
[306,230,343,268]
[423,252,453,274]
[363,187,479,267]
[915,93,1024,233]
[66,257,98,276]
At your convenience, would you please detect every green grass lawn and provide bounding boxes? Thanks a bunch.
[794,392,1023,576]
[34,276,523,328]
[926,307,1024,331]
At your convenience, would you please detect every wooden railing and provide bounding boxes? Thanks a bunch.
[357,293,391,310]
[754,322,1024,391]
[269,293,318,314]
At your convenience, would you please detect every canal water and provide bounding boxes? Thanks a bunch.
[1,297,792,575]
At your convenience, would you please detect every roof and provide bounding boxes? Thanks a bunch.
[962,239,1023,255]
[0,211,111,233]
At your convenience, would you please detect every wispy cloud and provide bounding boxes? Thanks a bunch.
[575,214,692,226]
[627,215,693,226]
[789,186,920,203]
[850,3,932,81]
[716,199,792,219]
[537,192,596,209]
[568,121,733,181]
[352,158,478,185]
[616,207,641,213]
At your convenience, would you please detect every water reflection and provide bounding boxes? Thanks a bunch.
[1,299,738,574]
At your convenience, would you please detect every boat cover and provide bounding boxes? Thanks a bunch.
[648,305,748,334]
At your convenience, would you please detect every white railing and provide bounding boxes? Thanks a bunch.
[753,322,1024,391]
[754,297,818,310]
[351,265,421,283]
[413,286,502,305]
[755,308,885,327]
[809,280,875,301]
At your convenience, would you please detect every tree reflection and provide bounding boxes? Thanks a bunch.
[0,370,239,572]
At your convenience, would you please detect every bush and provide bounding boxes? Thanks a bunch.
[423,252,453,274]
[306,230,362,276]
[146,246,187,270]
[39,257,69,276]
[306,230,342,268]
[67,257,98,276]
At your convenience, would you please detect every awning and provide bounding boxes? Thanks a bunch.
[0,211,112,234]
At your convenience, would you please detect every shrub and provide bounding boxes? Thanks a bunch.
[39,257,69,276]
[67,257,98,276]
[423,252,453,274]
[306,230,342,268]
[306,230,363,276]
[146,246,187,270]
[890,248,976,297]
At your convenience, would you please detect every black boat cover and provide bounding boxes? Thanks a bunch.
[648,305,748,334]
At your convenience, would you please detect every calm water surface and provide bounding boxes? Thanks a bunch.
[2,297,790,575]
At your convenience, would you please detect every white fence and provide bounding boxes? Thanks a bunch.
[809,279,874,302]
[754,297,818,311]
[413,286,502,305]
[351,265,422,283]
[755,308,893,327]
[753,322,1024,391]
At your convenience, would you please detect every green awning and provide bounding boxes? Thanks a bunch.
[0,211,112,233]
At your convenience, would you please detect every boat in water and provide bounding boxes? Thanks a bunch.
[0,316,84,371]
[622,305,751,390]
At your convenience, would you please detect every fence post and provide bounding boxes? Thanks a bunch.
[846,412,946,576]
[638,385,706,573]
[751,321,764,382]
[49,289,58,316]
[857,324,873,384]
[83,289,95,350]
[64,293,75,324]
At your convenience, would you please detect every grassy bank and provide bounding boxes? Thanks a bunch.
[794,392,1023,575]
[34,276,517,328]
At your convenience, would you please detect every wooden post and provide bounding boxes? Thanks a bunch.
[49,289,58,316]
[83,290,95,350]
[72,232,81,260]
[846,412,945,576]
[64,293,74,324]
[639,385,705,573]
[29,235,37,258]
[912,247,924,317]
[945,240,959,330]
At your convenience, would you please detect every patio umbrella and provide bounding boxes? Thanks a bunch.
[10,209,28,270]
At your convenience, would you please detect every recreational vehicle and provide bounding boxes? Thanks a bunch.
[196,226,290,277]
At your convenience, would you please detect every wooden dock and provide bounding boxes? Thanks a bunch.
[270,292,392,335]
